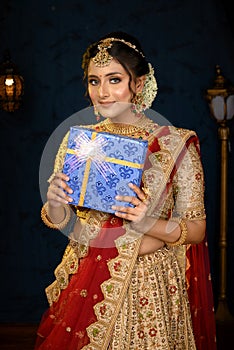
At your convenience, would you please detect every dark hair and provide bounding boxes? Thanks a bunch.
[82,31,149,98]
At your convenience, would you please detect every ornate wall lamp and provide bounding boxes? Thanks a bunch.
[0,51,24,112]
[205,65,234,322]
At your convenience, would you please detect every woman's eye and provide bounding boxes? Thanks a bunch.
[110,77,121,84]
[88,79,99,86]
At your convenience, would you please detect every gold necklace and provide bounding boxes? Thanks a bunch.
[103,122,142,135]
[101,115,149,136]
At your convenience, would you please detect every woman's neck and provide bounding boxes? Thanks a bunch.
[105,111,145,125]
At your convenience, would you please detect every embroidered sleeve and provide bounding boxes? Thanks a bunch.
[47,132,69,182]
[173,141,206,220]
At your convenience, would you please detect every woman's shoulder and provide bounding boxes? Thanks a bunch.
[167,125,198,139]
[154,125,200,154]
[154,124,197,138]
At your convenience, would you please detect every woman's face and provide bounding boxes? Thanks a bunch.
[87,59,140,122]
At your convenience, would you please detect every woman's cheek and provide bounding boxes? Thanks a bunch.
[88,90,96,104]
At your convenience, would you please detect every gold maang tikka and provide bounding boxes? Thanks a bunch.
[92,37,145,67]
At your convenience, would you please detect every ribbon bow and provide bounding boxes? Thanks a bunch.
[64,132,116,180]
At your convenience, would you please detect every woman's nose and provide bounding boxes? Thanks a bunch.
[98,82,109,98]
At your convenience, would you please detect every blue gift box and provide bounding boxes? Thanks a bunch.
[62,126,148,214]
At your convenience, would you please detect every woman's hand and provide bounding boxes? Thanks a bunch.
[111,183,152,233]
[47,172,73,208]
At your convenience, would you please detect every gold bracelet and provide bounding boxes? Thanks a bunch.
[165,217,188,247]
[41,202,71,230]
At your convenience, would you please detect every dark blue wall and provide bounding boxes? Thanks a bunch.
[0,0,234,323]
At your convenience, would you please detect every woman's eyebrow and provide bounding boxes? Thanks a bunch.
[105,72,124,76]
[88,72,124,78]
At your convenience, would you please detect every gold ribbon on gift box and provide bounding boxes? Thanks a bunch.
[65,131,145,206]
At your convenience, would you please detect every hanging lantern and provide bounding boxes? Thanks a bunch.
[0,51,24,112]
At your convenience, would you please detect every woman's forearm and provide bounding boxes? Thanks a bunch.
[144,218,206,245]
[138,218,206,255]
[47,203,68,224]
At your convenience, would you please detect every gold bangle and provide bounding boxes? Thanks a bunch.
[41,202,71,230]
[165,218,188,247]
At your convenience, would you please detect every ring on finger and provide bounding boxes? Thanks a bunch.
[131,199,140,207]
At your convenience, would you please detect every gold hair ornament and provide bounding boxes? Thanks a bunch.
[41,202,71,230]
[132,63,158,114]
[92,37,145,67]
[165,217,188,247]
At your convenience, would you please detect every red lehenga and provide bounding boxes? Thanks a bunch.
[35,117,217,349]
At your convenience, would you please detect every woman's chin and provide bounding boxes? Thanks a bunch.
[97,102,132,120]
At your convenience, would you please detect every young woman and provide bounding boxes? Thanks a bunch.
[35,32,216,349]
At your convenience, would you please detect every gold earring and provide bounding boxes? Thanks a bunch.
[131,92,145,115]
[94,105,101,121]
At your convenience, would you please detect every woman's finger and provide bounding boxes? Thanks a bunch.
[115,194,141,206]
[47,186,72,204]
[47,173,73,204]
[52,177,73,194]
[112,196,149,223]
[128,183,149,202]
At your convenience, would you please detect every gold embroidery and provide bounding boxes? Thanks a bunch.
[83,228,143,350]
[80,289,88,297]
[45,210,108,305]
[172,141,206,220]
[45,245,80,305]
[49,132,69,178]
[108,248,196,349]
[144,127,206,220]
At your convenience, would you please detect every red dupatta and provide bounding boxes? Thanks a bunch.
[186,239,217,348]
